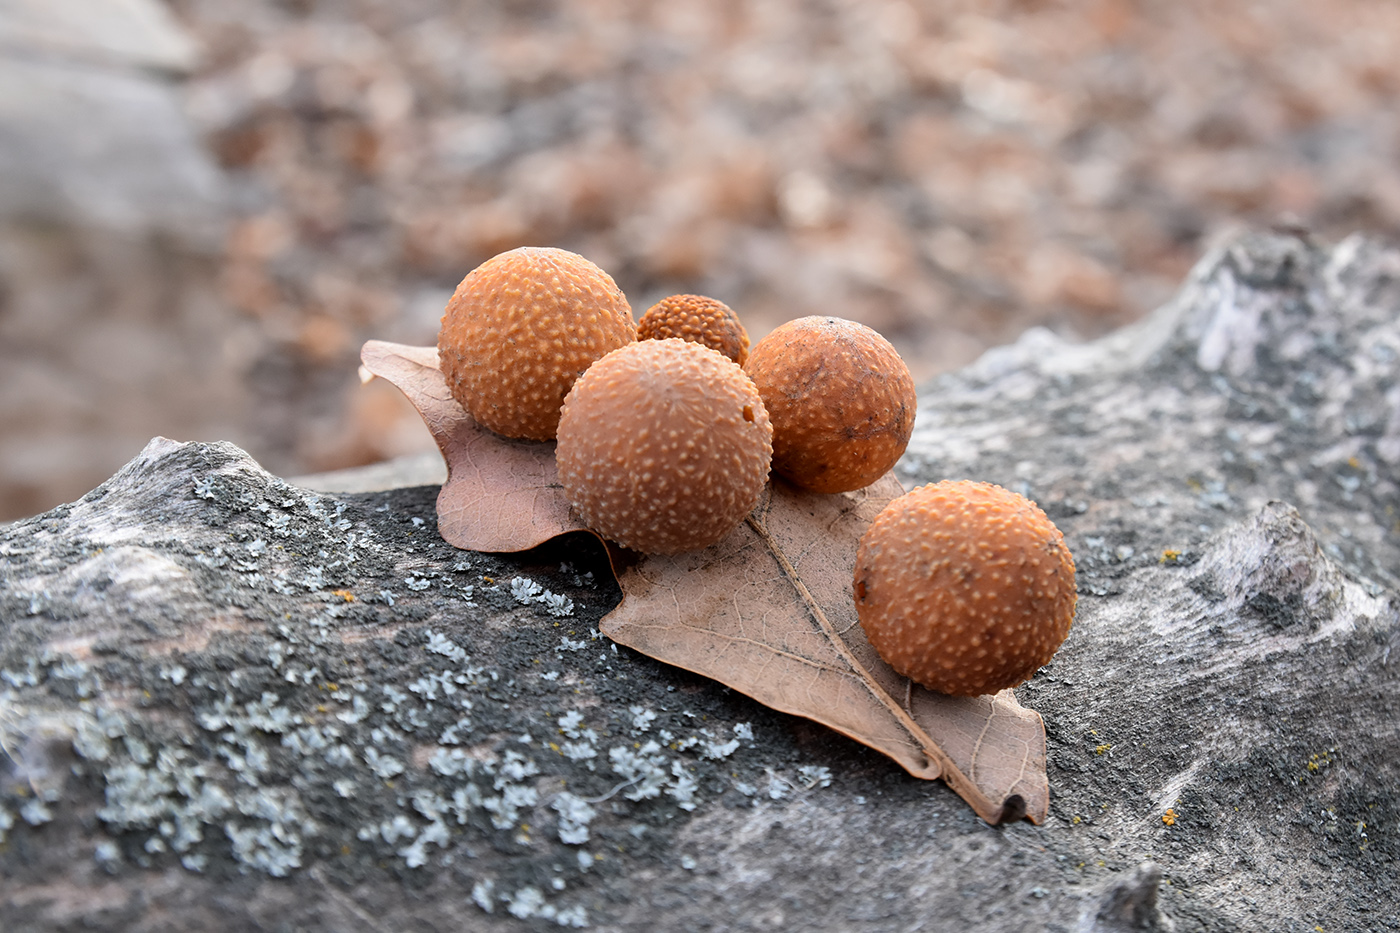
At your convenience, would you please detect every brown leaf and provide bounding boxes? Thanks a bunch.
[600,475,1049,825]
[360,339,1049,823]
[359,341,586,552]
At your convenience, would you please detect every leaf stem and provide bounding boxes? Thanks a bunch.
[745,511,1010,824]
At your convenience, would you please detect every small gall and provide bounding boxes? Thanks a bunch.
[744,316,916,493]
[556,339,772,554]
[438,246,635,440]
[853,480,1076,696]
[637,294,750,365]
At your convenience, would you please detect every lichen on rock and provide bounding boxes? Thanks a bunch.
[2,231,1400,931]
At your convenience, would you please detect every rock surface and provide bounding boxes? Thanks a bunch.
[0,0,220,235]
[0,0,242,521]
[1,231,1398,931]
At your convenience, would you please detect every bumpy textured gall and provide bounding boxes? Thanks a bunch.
[556,339,772,554]
[637,294,751,365]
[438,246,635,440]
[744,316,916,493]
[853,481,1076,696]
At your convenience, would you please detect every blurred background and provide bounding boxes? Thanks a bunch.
[2,0,1398,521]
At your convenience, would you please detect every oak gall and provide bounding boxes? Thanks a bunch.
[556,339,773,554]
[744,316,915,493]
[637,294,750,365]
[438,246,635,441]
[853,480,1076,696]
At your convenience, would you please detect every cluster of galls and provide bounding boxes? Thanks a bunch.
[437,246,916,552]
[436,246,1074,697]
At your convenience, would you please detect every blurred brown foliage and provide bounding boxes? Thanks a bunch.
[4,0,1400,519]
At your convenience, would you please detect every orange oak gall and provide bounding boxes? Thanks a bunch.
[743,316,916,494]
[438,246,635,440]
[853,480,1076,696]
[636,294,751,365]
[556,338,773,554]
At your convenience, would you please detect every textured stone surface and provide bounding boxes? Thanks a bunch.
[0,0,235,520]
[0,0,198,73]
[1,231,1397,931]
[0,0,223,236]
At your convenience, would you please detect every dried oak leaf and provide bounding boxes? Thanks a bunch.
[602,476,1049,825]
[359,340,585,551]
[360,340,1049,823]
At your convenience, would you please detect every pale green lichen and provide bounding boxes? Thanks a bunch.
[0,442,844,930]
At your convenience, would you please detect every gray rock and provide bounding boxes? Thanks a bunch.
[0,0,224,239]
[0,0,235,519]
[1,230,1397,931]
[1078,862,1173,933]
[0,0,199,73]
[292,452,448,495]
